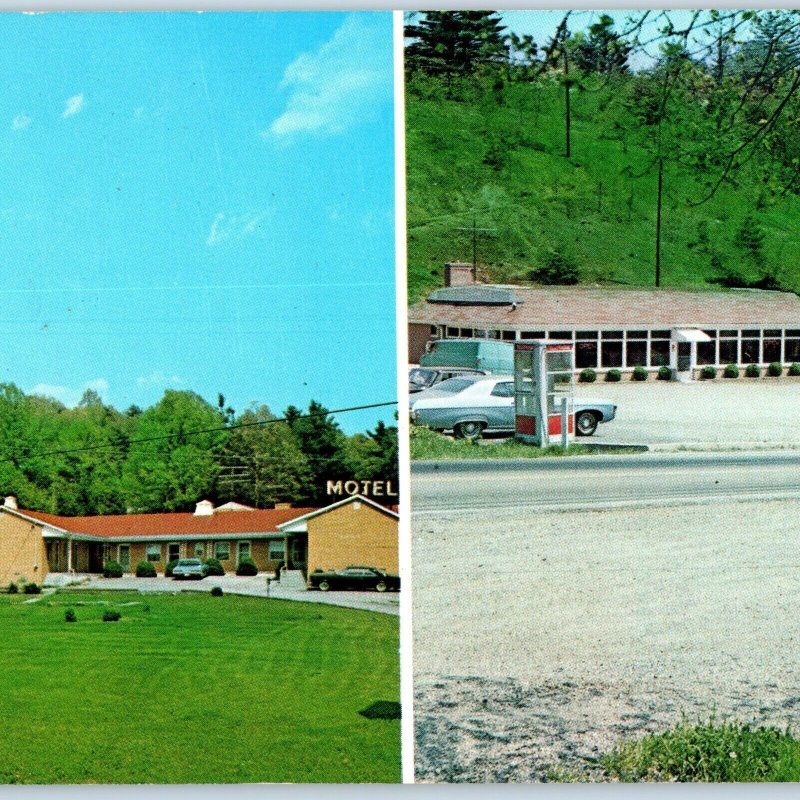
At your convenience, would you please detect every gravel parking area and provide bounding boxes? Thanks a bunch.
[575,378,800,448]
[414,498,800,781]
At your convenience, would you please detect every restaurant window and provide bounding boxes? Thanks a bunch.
[719,339,738,364]
[459,328,473,338]
[785,337,800,362]
[446,327,459,337]
[696,340,716,365]
[501,330,516,341]
[650,340,670,367]
[625,340,647,368]
[741,337,760,364]
[651,330,670,339]
[601,330,623,340]
[626,330,648,340]
[520,331,545,340]
[601,340,623,368]
[575,340,598,369]
[763,338,782,363]
[550,331,573,341]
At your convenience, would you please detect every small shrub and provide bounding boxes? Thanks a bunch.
[210,586,223,597]
[102,610,121,622]
[579,368,597,383]
[724,363,740,378]
[657,365,672,381]
[605,369,622,382]
[23,583,41,595]
[236,558,258,577]
[632,365,648,381]
[103,560,123,578]
[745,363,761,378]
[700,365,717,379]
[7,582,18,594]
[789,363,800,377]
[204,558,225,576]
[165,559,179,578]
[64,608,77,623]
[135,560,157,578]
[768,362,783,377]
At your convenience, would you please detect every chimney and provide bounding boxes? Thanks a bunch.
[444,261,475,287]
[4,496,18,510]
[194,499,214,516]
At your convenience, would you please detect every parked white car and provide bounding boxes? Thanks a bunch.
[409,375,617,440]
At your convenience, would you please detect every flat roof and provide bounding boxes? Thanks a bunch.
[409,286,800,328]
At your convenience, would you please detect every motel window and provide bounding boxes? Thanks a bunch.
[650,340,670,367]
[625,340,647,368]
[600,340,623,368]
[575,340,598,369]
[786,337,800,362]
[763,338,782,363]
[741,337,760,364]
[146,544,161,562]
[214,542,231,561]
[195,543,205,558]
[268,540,284,561]
[719,338,738,364]
[237,542,251,563]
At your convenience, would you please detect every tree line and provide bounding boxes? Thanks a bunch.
[0,385,398,515]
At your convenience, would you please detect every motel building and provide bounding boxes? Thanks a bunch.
[408,263,800,380]
[0,494,398,590]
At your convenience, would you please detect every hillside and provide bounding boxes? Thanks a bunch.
[406,76,800,304]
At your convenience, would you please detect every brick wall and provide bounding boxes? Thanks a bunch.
[0,512,48,585]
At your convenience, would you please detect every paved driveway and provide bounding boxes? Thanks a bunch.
[48,573,399,615]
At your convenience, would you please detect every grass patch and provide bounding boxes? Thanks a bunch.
[603,720,800,782]
[0,591,399,784]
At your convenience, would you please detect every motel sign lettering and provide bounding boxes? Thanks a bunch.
[326,480,398,498]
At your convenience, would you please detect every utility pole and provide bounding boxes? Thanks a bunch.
[655,157,663,288]
[455,216,497,276]
[564,49,571,159]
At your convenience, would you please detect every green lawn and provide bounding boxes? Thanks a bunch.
[0,591,400,784]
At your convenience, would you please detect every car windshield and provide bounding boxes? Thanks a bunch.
[409,368,437,388]
[177,559,201,566]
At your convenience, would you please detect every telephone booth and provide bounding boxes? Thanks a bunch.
[514,340,576,447]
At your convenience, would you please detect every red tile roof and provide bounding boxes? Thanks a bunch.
[16,507,318,539]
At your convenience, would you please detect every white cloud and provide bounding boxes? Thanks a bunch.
[31,378,109,408]
[12,114,31,131]
[206,211,267,247]
[264,15,390,140]
[62,94,85,118]
[136,371,183,389]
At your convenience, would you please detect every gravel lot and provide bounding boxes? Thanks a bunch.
[574,378,800,448]
[414,498,800,781]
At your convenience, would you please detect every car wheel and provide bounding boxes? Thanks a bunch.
[575,410,598,436]
[319,580,330,592]
[375,580,387,593]
[454,421,485,441]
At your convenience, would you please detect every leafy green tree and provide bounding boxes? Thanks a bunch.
[574,14,631,74]
[343,420,399,505]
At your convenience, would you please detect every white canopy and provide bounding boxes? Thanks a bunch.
[672,328,711,343]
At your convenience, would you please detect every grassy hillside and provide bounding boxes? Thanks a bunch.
[406,77,800,304]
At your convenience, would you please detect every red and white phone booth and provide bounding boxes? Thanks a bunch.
[514,340,576,447]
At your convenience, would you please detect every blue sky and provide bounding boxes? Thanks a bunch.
[0,12,396,434]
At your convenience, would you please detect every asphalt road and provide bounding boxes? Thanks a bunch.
[411,451,800,513]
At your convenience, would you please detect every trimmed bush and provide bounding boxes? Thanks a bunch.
[64,608,77,623]
[23,582,41,595]
[579,368,597,383]
[210,586,224,597]
[700,365,717,380]
[723,364,740,378]
[135,561,157,578]
[768,362,783,377]
[7,582,18,594]
[632,365,648,382]
[605,369,622,382]
[204,558,225,576]
[165,559,179,578]
[789,363,800,377]
[102,610,121,622]
[745,363,761,378]
[657,365,672,381]
[103,560,124,578]
[236,558,258,577]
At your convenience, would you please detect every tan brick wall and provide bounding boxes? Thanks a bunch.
[307,502,398,575]
[0,512,48,585]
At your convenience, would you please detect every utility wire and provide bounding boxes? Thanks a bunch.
[4,401,398,466]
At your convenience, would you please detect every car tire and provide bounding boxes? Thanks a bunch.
[319,580,330,592]
[575,410,598,436]
[375,580,387,593]
[454,421,485,441]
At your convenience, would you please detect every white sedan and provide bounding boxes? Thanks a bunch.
[409,375,617,440]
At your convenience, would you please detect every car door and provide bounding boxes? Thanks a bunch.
[484,380,515,430]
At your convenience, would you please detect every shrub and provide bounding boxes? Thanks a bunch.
[632,365,648,381]
[605,369,622,382]
[768,362,783,377]
[657,365,672,381]
[236,558,258,577]
[102,610,121,622]
[789,363,800,377]
[23,583,41,595]
[579,368,597,383]
[723,364,740,378]
[103,560,123,578]
[135,561,157,578]
[527,251,580,285]
[204,558,225,576]
[745,363,761,378]
[64,608,77,623]
[165,559,179,578]
[210,586,223,597]
[7,582,18,594]
[700,365,717,380]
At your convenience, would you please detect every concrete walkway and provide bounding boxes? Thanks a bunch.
[45,573,399,616]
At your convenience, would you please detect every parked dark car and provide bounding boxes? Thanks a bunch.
[171,558,209,580]
[308,566,400,592]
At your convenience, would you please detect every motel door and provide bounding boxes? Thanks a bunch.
[118,544,131,572]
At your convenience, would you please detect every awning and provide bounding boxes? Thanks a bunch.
[672,328,711,343]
